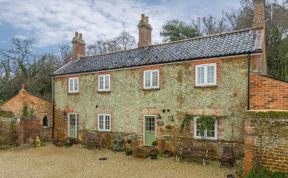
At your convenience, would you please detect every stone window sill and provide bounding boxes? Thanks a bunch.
[143,88,160,91]
[97,91,111,94]
[194,85,218,88]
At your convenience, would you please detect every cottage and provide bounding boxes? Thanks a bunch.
[0,84,52,142]
[52,0,266,152]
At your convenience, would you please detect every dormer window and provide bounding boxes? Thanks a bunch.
[68,77,79,93]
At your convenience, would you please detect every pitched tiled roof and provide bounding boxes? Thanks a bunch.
[53,29,262,76]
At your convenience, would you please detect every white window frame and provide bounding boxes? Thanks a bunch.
[98,74,110,92]
[195,63,217,86]
[68,77,79,93]
[97,114,111,132]
[143,69,160,89]
[194,116,217,140]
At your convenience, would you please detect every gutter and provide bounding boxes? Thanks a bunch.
[247,53,251,110]
[51,76,55,139]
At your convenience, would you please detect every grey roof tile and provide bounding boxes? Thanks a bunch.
[54,29,261,76]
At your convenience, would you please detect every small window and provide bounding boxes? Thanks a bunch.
[195,64,217,86]
[194,116,217,140]
[43,116,49,127]
[98,74,110,91]
[68,77,79,93]
[143,70,159,89]
[98,114,111,131]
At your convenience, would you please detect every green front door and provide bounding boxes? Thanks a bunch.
[68,114,78,138]
[144,116,156,146]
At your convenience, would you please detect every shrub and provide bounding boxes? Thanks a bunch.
[235,161,243,177]
[246,164,287,178]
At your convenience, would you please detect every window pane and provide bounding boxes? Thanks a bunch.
[207,130,215,137]
[99,115,104,129]
[70,114,76,126]
[196,118,204,137]
[197,67,205,84]
[207,120,216,138]
[105,76,109,90]
[99,76,104,90]
[207,66,215,84]
[152,71,158,87]
[105,115,110,130]
[74,79,78,91]
[145,72,151,87]
[69,79,73,91]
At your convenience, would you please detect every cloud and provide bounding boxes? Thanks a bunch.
[13,34,28,40]
[0,0,240,48]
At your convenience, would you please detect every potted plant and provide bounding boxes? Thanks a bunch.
[65,138,74,148]
[150,141,158,159]
[125,139,133,156]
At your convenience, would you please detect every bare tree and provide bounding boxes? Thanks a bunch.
[87,40,115,56]
[223,0,253,30]
[114,31,136,50]
[87,31,136,56]
[0,57,12,80]
[0,38,34,78]
[201,16,229,35]
[58,43,72,64]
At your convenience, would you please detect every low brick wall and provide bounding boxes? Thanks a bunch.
[16,119,52,145]
[0,117,16,147]
[82,130,141,149]
[244,112,288,174]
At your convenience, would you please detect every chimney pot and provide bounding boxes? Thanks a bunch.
[144,16,149,24]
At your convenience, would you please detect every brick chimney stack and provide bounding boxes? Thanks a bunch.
[253,0,265,29]
[138,14,152,47]
[253,0,267,73]
[72,32,86,61]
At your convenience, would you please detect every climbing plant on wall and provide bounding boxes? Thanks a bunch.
[180,114,193,131]
[180,114,217,135]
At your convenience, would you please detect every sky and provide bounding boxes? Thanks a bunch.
[0,0,241,54]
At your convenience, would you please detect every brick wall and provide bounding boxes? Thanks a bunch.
[244,113,288,174]
[0,117,16,147]
[249,73,288,110]
[16,119,52,145]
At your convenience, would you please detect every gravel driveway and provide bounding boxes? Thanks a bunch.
[0,144,235,178]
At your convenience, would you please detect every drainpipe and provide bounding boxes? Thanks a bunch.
[247,53,251,110]
[51,76,55,139]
